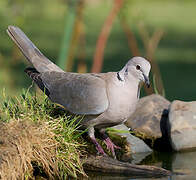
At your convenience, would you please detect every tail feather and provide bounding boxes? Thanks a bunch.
[7,26,64,73]
[24,67,50,96]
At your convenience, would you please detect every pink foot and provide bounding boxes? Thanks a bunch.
[91,137,107,156]
[96,144,107,156]
[104,137,121,158]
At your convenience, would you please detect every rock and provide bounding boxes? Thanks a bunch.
[109,124,152,163]
[125,94,170,140]
[169,100,196,151]
[111,124,152,154]
[130,152,152,164]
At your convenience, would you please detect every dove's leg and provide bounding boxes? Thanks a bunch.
[99,128,121,158]
[88,127,106,155]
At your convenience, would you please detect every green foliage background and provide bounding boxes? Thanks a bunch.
[0,0,196,101]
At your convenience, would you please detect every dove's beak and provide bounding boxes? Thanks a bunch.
[143,74,150,88]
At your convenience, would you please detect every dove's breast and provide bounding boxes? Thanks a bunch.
[102,73,139,122]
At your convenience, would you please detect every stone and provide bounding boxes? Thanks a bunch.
[169,100,196,151]
[111,124,152,153]
[125,94,170,140]
[130,152,152,164]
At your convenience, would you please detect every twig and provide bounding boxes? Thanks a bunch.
[91,0,124,73]
[120,17,140,56]
[77,21,87,73]
[138,22,165,96]
[66,0,86,72]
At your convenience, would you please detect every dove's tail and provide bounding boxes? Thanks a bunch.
[7,26,64,73]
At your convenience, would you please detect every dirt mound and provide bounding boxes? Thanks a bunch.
[0,119,84,179]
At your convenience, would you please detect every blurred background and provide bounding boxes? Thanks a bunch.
[0,0,196,101]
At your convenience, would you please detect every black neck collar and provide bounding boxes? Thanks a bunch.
[117,72,123,81]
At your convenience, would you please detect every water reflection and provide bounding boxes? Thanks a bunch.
[86,151,196,180]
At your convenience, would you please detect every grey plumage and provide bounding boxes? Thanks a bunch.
[7,26,63,73]
[7,25,151,157]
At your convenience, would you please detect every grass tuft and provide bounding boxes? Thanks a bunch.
[152,75,165,97]
[0,89,86,179]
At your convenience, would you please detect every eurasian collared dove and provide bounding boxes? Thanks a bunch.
[7,26,151,158]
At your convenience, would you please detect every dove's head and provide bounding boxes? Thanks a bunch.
[118,57,151,87]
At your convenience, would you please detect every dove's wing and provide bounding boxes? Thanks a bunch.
[41,71,109,115]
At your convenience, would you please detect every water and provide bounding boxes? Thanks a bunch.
[87,151,196,180]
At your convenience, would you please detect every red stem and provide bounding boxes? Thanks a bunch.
[91,0,124,73]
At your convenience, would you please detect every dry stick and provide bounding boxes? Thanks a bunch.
[77,22,87,73]
[83,155,171,178]
[66,0,85,72]
[138,23,165,96]
[91,0,124,73]
[120,18,154,95]
[148,30,165,96]
[120,17,140,57]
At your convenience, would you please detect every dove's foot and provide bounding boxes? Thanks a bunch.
[99,129,121,158]
[90,137,107,156]
[104,137,121,158]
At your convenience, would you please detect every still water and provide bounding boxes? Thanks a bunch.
[87,151,196,180]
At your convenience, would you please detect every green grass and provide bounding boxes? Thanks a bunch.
[0,88,86,179]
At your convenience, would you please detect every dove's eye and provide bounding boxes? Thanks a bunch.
[136,65,141,70]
